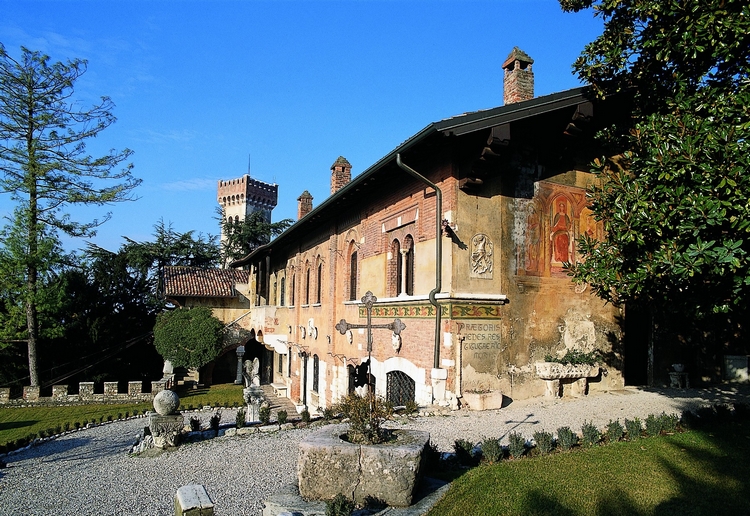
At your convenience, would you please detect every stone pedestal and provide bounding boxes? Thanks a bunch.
[298,423,430,507]
[244,386,264,422]
[148,412,184,448]
[23,385,40,401]
[535,362,599,398]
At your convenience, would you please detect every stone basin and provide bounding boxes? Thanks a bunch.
[297,423,430,507]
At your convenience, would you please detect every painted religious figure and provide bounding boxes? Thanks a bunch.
[550,198,572,264]
[524,207,541,273]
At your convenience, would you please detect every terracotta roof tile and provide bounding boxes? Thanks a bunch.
[163,266,249,298]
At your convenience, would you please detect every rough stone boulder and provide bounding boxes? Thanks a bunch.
[297,423,429,507]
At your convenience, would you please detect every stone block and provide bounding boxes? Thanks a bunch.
[23,385,40,401]
[79,382,95,400]
[0,388,9,404]
[298,423,429,507]
[152,380,166,396]
[52,385,68,401]
[104,381,118,398]
[175,484,214,516]
[128,381,142,396]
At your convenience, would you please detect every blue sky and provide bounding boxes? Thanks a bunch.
[1,0,603,252]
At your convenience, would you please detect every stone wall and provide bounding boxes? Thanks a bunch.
[0,375,175,405]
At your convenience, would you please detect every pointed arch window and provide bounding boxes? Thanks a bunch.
[349,246,358,301]
[280,276,286,306]
[316,261,323,304]
[305,267,311,305]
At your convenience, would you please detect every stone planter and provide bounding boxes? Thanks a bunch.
[535,362,600,398]
[298,423,430,507]
[461,390,504,411]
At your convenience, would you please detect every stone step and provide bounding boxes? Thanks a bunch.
[260,384,300,418]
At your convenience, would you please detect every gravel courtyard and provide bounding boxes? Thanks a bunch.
[1,385,748,516]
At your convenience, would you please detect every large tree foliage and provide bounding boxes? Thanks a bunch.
[560,1,750,320]
[0,210,68,388]
[220,210,292,265]
[115,219,221,298]
[0,45,140,385]
[153,307,225,369]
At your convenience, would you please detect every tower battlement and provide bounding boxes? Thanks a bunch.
[218,175,278,211]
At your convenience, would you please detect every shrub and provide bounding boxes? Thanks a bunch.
[404,400,419,415]
[63,422,70,431]
[277,410,288,425]
[74,422,81,430]
[322,407,335,421]
[301,408,311,423]
[235,407,246,428]
[605,419,624,442]
[188,404,194,411]
[659,412,680,433]
[117,413,122,420]
[508,432,526,459]
[556,426,578,450]
[189,416,202,432]
[55,425,62,434]
[581,420,600,446]
[326,493,354,516]
[37,430,46,439]
[533,430,555,455]
[210,411,222,433]
[46,427,55,437]
[333,392,393,444]
[645,414,663,437]
[480,437,503,464]
[107,415,113,422]
[363,495,387,512]
[424,441,442,471]
[544,349,599,365]
[259,405,271,425]
[625,418,642,440]
[454,439,477,466]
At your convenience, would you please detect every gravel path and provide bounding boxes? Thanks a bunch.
[1,386,748,516]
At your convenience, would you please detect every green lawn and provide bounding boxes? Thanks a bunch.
[0,383,245,450]
[0,402,151,448]
[427,421,750,516]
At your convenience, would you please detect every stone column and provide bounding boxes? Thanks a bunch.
[23,386,40,401]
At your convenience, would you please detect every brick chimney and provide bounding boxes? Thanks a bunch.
[330,156,352,194]
[297,190,313,219]
[503,47,534,105]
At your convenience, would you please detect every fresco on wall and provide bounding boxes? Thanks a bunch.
[518,182,601,278]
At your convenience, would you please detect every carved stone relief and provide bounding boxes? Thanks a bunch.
[470,233,493,278]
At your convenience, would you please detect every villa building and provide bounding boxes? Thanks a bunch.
[225,48,636,411]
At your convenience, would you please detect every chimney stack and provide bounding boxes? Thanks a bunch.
[330,156,352,194]
[503,47,534,105]
[297,190,313,220]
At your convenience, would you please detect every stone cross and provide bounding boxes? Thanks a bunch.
[335,291,406,390]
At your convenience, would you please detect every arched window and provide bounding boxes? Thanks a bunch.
[279,276,286,306]
[305,266,311,305]
[312,354,320,392]
[404,235,415,296]
[316,261,323,304]
[386,370,415,406]
[290,273,296,306]
[349,246,358,301]
[389,239,401,298]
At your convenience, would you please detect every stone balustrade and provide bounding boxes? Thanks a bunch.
[0,375,176,405]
